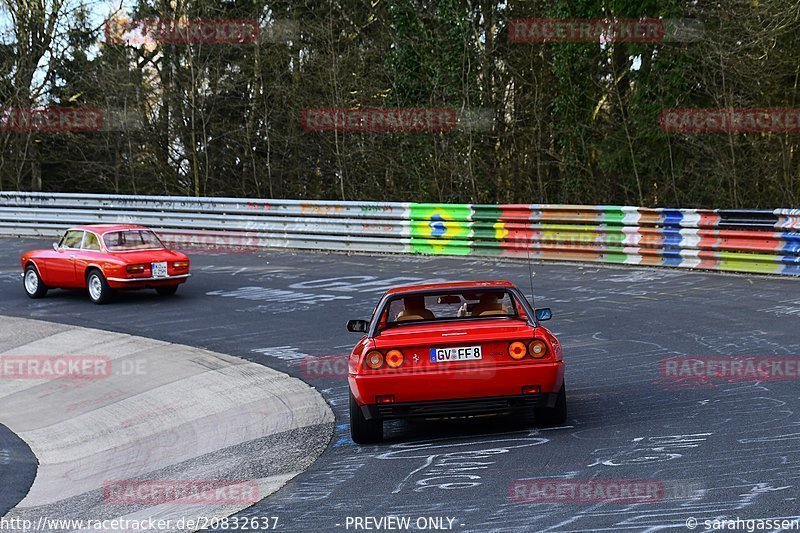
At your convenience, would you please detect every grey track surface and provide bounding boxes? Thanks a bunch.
[1,238,799,532]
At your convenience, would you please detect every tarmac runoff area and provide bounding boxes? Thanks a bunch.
[0,315,335,530]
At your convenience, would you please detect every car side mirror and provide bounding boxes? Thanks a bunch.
[53,243,61,252]
[535,308,553,321]
[347,319,369,333]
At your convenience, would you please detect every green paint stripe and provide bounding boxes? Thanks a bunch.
[602,251,630,263]
[601,208,626,225]
[471,205,502,222]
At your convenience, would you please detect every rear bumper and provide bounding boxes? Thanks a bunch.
[350,361,564,420]
[361,393,558,420]
[106,273,190,289]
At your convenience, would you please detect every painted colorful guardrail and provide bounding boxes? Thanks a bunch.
[0,193,798,275]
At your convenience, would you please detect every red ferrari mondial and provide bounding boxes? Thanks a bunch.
[346,280,566,443]
[20,224,190,304]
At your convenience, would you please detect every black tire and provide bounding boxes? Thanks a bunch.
[535,383,567,426]
[350,390,383,444]
[86,270,112,305]
[23,265,48,299]
[155,285,179,296]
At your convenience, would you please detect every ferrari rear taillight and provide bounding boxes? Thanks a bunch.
[365,350,384,369]
[508,341,527,360]
[509,339,549,360]
[126,264,146,274]
[529,339,548,359]
[173,261,189,269]
[386,349,404,368]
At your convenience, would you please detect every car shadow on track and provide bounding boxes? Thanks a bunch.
[380,414,562,443]
[24,287,196,305]
[358,388,613,445]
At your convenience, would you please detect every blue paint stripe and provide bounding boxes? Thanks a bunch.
[661,249,684,267]
[781,233,800,255]
[780,259,800,275]
[663,209,684,228]
[662,228,683,249]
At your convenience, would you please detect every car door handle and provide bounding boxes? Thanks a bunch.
[69,254,77,259]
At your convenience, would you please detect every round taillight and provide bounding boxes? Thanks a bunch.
[509,341,527,360]
[386,349,404,368]
[365,350,384,369]
[529,340,548,359]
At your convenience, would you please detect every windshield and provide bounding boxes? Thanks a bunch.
[102,230,165,251]
[383,289,519,326]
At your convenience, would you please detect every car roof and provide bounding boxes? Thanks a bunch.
[385,280,516,295]
[68,224,149,233]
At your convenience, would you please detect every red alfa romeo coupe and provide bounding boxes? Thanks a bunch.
[20,224,191,304]
[346,280,566,443]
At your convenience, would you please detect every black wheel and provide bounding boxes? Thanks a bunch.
[535,383,567,426]
[155,285,179,296]
[23,265,48,299]
[86,270,112,305]
[350,390,383,444]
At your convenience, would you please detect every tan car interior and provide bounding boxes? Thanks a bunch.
[396,295,436,322]
[396,292,511,322]
[471,293,510,317]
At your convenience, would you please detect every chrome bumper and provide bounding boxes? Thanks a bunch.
[106,273,191,283]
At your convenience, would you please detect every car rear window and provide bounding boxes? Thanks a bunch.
[384,289,518,325]
[103,230,165,251]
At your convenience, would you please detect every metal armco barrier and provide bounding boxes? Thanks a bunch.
[1,192,798,275]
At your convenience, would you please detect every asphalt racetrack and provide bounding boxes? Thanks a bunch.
[0,423,36,516]
[1,238,799,532]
